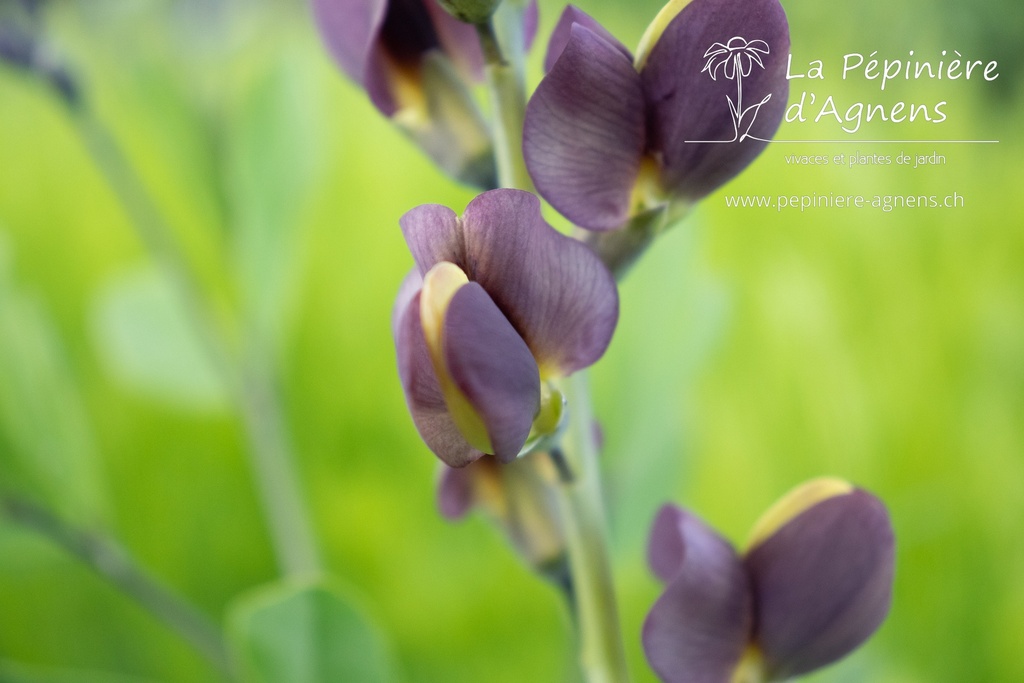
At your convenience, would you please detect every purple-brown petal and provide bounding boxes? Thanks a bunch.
[641,0,789,200]
[524,25,646,231]
[523,0,540,51]
[744,489,895,679]
[648,504,691,583]
[314,0,419,115]
[392,268,423,340]
[443,283,540,463]
[399,203,466,276]
[395,291,483,468]
[311,0,387,88]
[643,504,752,683]
[459,190,618,375]
[543,5,631,73]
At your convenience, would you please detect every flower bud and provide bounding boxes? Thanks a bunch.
[437,453,567,577]
[313,0,536,187]
[436,0,503,25]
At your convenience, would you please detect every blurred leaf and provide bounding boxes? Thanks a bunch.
[0,232,106,521]
[598,225,729,558]
[0,659,157,683]
[90,264,228,411]
[227,579,397,683]
[225,48,325,351]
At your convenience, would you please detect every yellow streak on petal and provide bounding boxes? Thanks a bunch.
[744,477,854,552]
[389,61,430,129]
[634,0,697,71]
[536,361,561,382]
[729,647,766,683]
[420,261,493,453]
[531,382,564,438]
[629,155,666,214]
[470,458,508,518]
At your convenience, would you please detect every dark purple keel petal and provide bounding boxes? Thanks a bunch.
[744,489,895,679]
[459,190,618,375]
[400,203,466,275]
[642,0,789,200]
[524,25,646,231]
[543,6,632,73]
[395,292,483,468]
[443,283,540,463]
[314,0,399,115]
[643,505,752,683]
[361,45,401,115]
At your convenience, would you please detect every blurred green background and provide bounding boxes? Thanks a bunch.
[0,0,1021,681]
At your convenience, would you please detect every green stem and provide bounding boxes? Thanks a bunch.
[476,20,533,191]
[554,373,631,683]
[67,105,320,577]
[0,494,233,678]
[237,341,321,576]
[472,16,628,680]
[73,110,230,377]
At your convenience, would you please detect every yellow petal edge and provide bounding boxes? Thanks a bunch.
[729,647,766,683]
[744,477,854,552]
[420,261,493,453]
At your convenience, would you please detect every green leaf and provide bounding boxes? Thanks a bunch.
[228,579,397,683]
[598,225,729,558]
[0,233,106,521]
[0,659,156,683]
[90,265,228,411]
[225,50,325,351]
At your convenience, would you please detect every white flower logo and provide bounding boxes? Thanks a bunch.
[689,36,773,143]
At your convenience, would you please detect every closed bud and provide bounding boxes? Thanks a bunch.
[437,453,566,578]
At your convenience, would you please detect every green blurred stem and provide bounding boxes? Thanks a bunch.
[554,373,631,683]
[0,494,233,678]
[66,105,320,577]
[476,20,533,191]
[73,110,230,376]
[237,340,321,576]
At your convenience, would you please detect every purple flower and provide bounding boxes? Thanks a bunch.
[644,479,895,683]
[523,0,789,231]
[312,0,484,116]
[392,189,618,468]
[312,0,489,184]
[312,0,538,186]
